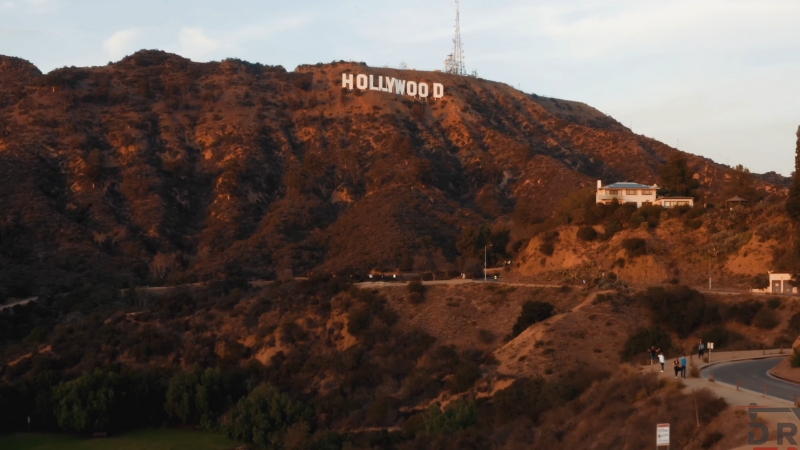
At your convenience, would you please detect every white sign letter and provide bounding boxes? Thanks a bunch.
[380,76,389,92]
[369,74,380,91]
[395,79,406,95]
[433,83,444,98]
[407,81,417,96]
[342,73,353,90]
[356,74,368,90]
[418,82,429,98]
[386,77,396,93]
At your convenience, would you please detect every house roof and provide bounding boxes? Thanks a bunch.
[600,182,657,189]
[726,196,748,202]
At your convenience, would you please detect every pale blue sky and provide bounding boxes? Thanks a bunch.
[2,0,800,175]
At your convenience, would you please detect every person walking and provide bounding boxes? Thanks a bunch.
[673,358,681,378]
[680,355,688,378]
[649,346,657,365]
[698,340,704,358]
[658,352,665,372]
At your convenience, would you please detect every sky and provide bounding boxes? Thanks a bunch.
[2,0,800,175]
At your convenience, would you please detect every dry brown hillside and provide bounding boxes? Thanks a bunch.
[0,51,787,299]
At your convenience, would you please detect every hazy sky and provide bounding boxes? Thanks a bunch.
[2,0,800,175]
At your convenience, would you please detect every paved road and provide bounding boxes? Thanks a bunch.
[701,356,800,402]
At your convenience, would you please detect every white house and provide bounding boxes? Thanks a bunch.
[595,181,658,207]
[752,272,797,294]
[654,197,695,208]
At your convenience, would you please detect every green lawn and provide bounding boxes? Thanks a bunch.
[0,429,240,450]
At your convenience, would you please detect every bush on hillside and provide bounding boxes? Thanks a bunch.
[576,226,598,242]
[789,312,800,334]
[700,326,742,349]
[724,300,762,326]
[539,242,554,256]
[620,326,673,362]
[751,274,770,290]
[225,384,312,448]
[638,286,719,338]
[621,238,647,258]
[753,308,779,330]
[510,301,555,339]
[766,297,781,309]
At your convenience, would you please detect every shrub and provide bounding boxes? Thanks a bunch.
[791,349,800,368]
[753,308,779,330]
[225,384,312,448]
[789,312,800,334]
[539,242,554,256]
[725,300,763,325]
[408,280,425,294]
[408,292,424,305]
[420,400,476,435]
[621,238,647,258]
[449,361,480,394]
[751,274,770,290]
[700,327,741,349]
[620,326,673,362]
[639,286,720,338]
[510,301,554,339]
[576,226,597,242]
[766,297,781,309]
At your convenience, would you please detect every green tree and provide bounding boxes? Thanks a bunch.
[659,153,700,197]
[225,384,312,449]
[511,301,555,338]
[787,126,800,221]
[723,164,760,202]
[420,400,477,435]
[53,370,120,432]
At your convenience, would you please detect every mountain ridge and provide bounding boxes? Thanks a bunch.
[0,50,787,295]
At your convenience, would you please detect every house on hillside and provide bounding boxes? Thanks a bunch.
[595,181,658,207]
[595,180,695,209]
[751,272,797,294]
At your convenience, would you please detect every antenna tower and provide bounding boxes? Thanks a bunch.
[444,0,466,75]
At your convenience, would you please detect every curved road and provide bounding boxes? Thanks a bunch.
[701,356,800,402]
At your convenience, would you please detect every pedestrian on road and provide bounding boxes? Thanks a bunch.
[698,340,705,358]
[649,346,657,365]
[680,355,688,378]
[658,352,665,372]
[673,358,681,378]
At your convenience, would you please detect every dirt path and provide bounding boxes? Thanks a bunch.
[0,297,37,311]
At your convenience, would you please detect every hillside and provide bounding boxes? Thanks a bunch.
[0,50,788,298]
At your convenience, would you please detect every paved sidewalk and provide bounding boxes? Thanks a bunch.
[641,349,797,449]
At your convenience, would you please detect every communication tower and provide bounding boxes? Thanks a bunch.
[443,0,466,75]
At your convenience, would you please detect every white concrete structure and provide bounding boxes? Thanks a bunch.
[751,272,797,294]
[595,180,658,207]
[654,197,695,208]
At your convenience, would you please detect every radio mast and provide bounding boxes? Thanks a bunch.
[444,0,466,75]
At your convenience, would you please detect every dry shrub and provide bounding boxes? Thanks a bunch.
[532,372,726,449]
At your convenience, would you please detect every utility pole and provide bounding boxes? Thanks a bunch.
[484,245,487,282]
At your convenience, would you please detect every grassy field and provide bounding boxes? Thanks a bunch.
[0,429,239,450]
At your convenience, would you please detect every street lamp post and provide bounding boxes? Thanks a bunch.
[484,245,487,281]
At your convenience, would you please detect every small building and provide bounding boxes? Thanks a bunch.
[653,197,695,208]
[751,272,797,294]
[725,196,747,208]
[595,180,658,208]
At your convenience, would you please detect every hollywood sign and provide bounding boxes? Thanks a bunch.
[342,73,444,98]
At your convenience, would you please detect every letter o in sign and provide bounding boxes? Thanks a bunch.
[407,81,417,96]
[356,74,368,90]
[418,83,429,98]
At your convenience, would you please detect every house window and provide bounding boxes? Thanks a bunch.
[641,190,652,195]
[626,189,637,195]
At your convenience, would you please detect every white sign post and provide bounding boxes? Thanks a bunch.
[707,342,714,363]
[657,423,670,449]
